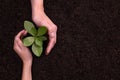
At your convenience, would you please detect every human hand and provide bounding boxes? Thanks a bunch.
[33,13,57,55]
[31,0,57,55]
[13,30,33,64]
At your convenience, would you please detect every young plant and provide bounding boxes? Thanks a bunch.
[22,20,47,57]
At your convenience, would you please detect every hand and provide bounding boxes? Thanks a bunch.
[31,0,57,55]
[13,30,33,64]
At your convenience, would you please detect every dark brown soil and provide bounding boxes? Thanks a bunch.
[0,0,120,80]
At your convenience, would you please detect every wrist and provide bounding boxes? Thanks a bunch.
[23,60,32,67]
[31,0,44,12]
[31,1,45,22]
[32,10,46,25]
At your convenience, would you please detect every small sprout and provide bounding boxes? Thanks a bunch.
[22,20,47,57]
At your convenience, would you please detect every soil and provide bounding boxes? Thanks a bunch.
[0,0,120,80]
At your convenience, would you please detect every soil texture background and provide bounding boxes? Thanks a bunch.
[0,0,120,80]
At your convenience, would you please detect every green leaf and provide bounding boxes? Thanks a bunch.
[29,27,37,36]
[32,43,43,57]
[37,27,47,36]
[37,36,47,42]
[41,36,47,41]
[35,37,43,46]
[23,36,34,46]
[24,21,36,36]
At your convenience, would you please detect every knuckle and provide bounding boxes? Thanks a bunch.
[53,25,57,30]
[48,26,57,33]
[18,40,21,44]
[48,27,52,31]
[16,38,19,41]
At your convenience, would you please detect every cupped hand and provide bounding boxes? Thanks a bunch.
[32,10,57,55]
[13,30,33,64]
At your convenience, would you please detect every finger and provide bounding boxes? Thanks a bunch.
[15,30,26,47]
[13,37,21,53]
[23,30,27,36]
[54,33,57,43]
[13,38,18,50]
[17,38,23,46]
[15,30,25,40]
[14,38,23,50]
[46,37,56,55]
[14,32,21,49]
[46,25,57,55]
[13,44,21,54]
[21,30,27,39]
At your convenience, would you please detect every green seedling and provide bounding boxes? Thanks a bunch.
[22,20,47,57]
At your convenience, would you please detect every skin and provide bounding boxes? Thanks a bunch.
[13,30,32,80]
[13,0,57,79]
[31,0,57,55]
